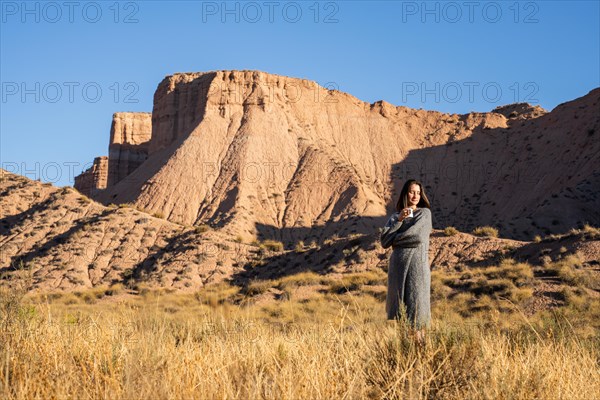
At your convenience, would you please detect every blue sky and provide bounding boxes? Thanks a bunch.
[1,0,599,186]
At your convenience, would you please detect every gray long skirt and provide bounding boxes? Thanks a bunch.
[386,244,431,328]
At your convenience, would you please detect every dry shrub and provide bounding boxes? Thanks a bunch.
[194,282,239,308]
[242,279,275,296]
[472,226,499,237]
[444,226,459,236]
[438,259,535,316]
[260,239,284,252]
[582,224,600,239]
[194,224,210,233]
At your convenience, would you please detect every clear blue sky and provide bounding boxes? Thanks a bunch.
[1,0,599,186]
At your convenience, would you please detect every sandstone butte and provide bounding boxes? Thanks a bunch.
[77,71,599,241]
[1,70,599,292]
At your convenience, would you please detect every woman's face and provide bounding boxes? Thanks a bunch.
[407,183,421,207]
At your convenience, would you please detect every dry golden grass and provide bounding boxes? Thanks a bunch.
[1,259,599,399]
[542,223,600,242]
[0,295,597,399]
[432,258,538,317]
[546,254,600,290]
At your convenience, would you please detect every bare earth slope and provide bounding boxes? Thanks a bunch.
[0,171,254,291]
[2,170,598,295]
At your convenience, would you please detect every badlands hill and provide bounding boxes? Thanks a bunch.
[1,70,599,294]
[76,71,599,243]
[3,169,599,295]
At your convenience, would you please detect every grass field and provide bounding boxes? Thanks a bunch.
[1,257,599,399]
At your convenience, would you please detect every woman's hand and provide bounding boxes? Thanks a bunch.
[398,207,413,222]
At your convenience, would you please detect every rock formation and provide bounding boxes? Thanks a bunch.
[492,102,547,120]
[73,156,108,197]
[75,70,600,243]
[1,170,246,290]
[108,112,152,187]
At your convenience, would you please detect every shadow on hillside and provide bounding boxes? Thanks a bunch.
[229,107,600,286]
[226,153,410,286]
[1,209,113,275]
[1,195,59,242]
[230,217,389,286]
[126,229,202,285]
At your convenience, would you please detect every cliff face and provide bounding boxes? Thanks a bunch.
[73,156,108,197]
[89,71,511,241]
[76,70,600,242]
[75,112,152,196]
[108,112,152,187]
[148,72,215,155]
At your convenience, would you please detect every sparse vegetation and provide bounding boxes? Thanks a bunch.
[541,224,600,242]
[434,258,535,316]
[2,172,599,398]
[582,223,600,239]
[443,226,459,236]
[194,224,210,233]
[77,196,91,205]
[472,226,499,237]
[546,254,599,290]
[295,240,305,252]
[260,239,284,252]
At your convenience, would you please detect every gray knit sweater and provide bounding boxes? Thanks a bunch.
[380,208,432,327]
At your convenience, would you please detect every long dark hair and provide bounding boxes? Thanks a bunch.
[395,179,431,212]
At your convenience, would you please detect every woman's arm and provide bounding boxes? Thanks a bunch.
[391,208,432,248]
[380,213,402,249]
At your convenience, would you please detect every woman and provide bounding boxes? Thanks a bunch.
[380,179,432,332]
